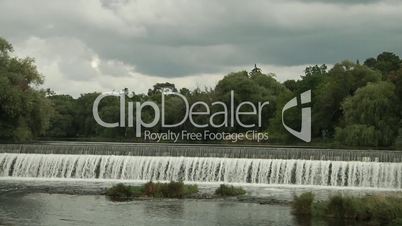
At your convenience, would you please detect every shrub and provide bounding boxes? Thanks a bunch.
[144,181,160,197]
[105,183,143,201]
[214,184,246,197]
[142,181,198,198]
[293,193,402,225]
[291,192,314,215]
[362,195,402,224]
[183,184,199,196]
[161,181,185,198]
[325,195,365,219]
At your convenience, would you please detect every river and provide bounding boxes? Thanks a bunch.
[0,179,400,226]
[0,143,401,225]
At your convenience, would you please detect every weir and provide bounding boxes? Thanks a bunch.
[0,143,401,162]
[0,153,401,189]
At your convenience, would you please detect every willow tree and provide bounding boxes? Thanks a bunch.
[313,61,381,138]
[335,81,399,147]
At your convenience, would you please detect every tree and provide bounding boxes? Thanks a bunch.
[147,82,177,96]
[335,81,399,146]
[313,61,381,137]
[0,37,52,141]
[46,95,77,137]
[364,52,401,77]
[283,64,327,94]
[215,70,286,132]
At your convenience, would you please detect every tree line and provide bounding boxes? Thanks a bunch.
[0,37,401,148]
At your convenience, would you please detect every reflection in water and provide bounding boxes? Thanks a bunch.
[0,179,398,226]
[0,192,324,226]
[144,200,185,219]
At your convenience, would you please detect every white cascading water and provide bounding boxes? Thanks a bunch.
[0,153,401,189]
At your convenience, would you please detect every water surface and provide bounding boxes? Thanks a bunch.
[0,192,300,226]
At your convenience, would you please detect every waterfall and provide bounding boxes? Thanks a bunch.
[1,153,401,189]
[1,143,401,162]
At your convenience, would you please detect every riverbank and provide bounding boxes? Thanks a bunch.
[292,192,402,225]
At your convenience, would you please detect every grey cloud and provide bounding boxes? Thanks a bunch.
[1,0,402,79]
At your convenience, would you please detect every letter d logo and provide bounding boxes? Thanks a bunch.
[281,90,311,142]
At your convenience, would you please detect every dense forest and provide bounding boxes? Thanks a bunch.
[0,37,401,149]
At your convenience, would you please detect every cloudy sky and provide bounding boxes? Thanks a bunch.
[1,0,401,97]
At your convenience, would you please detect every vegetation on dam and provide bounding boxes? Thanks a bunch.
[106,181,199,201]
[214,184,246,197]
[292,192,402,226]
[1,37,402,149]
[105,182,248,201]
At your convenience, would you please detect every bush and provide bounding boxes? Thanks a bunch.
[183,184,199,196]
[292,193,402,225]
[141,181,198,199]
[324,194,402,223]
[160,181,185,198]
[291,192,314,215]
[105,183,143,201]
[144,181,160,197]
[325,195,365,219]
[214,184,246,197]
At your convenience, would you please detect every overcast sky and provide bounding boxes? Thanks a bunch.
[1,0,401,97]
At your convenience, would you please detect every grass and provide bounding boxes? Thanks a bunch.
[292,192,402,225]
[214,184,246,197]
[106,181,199,201]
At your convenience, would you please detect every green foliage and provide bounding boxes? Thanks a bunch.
[183,184,199,196]
[269,89,299,143]
[144,181,199,197]
[292,193,402,225]
[0,37,52,141]
[325,195,364,219]
[336,81,399,146]
[148,82,177,96]
[106,181,199,201]
[214,184,246,197]
[215,70,287,132]
[144,181,199,199]
[46,95,77,137]
[364,52,401,76]
[395,129,402,150]
[144,181,185,198]
[2,37,402,148]
[291,192,314,215]
[313,61,381,137]
[161,181,185,198]
[390,218,402,226]
[105,183,143,201]
[335,124,378,146]
[325,194,402,224]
